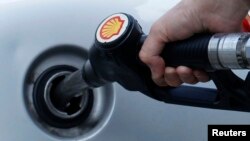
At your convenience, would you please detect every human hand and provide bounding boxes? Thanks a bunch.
[139,0,250,87]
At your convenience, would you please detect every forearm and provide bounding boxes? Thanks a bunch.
[182,0,250,32]
[187,0,250,11]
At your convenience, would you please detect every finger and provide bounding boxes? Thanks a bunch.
[164,67,182,87]
[176,66,198,84]
[140,51,166,86]
[147,56,166,86]
[193,70,210,82]
[139,23,167,86]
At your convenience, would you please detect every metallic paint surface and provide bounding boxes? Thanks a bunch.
[0,0,250,141]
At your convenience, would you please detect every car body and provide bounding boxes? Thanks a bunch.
[1,0,250,141]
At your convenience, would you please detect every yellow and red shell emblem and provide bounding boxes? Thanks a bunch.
[99,16,125,40]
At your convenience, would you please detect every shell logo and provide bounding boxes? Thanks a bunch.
[100,16,125,40]
[243,11,250,32]
[96,13,129,43]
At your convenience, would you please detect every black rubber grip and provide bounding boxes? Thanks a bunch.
[160,34,213,69]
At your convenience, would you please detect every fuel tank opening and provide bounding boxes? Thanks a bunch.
[33,65,93,128]
[23,46,115,139]
[48,72,83,116]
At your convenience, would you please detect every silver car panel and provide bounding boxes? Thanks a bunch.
[0,0,250,141]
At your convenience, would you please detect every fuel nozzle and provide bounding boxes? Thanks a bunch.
[53,69,89,110]
[54,13,250,111]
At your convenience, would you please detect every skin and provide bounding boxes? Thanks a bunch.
[139,0,250,87]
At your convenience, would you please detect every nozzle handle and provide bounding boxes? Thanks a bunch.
[87,13,250,111]
[160,34,212,69]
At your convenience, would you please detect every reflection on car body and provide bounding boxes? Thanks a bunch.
[0,0,250,141]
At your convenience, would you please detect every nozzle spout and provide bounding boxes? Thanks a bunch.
[54,69,89,110]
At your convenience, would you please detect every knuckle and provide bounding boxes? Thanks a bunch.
[176,66,192,75]
[165,67,176,75]
[150,21,162,33]
[139,51,147,61]
[150,22,161,33]
[139,51,151,64]
[193,70,210,82]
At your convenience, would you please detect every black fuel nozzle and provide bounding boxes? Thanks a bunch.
[53,13,143,109]
[54,13,250,112]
